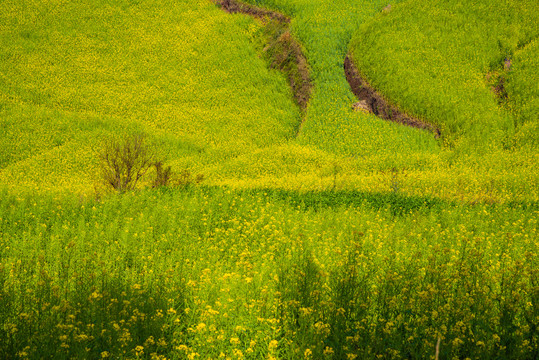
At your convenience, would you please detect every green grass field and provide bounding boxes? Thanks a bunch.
[0,0,537,358]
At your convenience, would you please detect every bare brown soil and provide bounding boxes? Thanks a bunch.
[486,57,511,105]
[214,0,312,112]
[344,55,441,137]
[216,0,289,23]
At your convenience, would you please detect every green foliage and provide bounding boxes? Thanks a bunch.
[0,188,537,358]
[255,18,312,112]
[0,0,537,202]
[0,268,184,359]
[504,38,539,148]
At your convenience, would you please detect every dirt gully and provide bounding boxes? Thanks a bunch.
[345,54,440,137]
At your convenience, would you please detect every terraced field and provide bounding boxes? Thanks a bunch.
[0,0,537,359]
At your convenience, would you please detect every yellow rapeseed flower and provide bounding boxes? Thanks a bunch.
[167,307,176,315]
[323,347,334,356]
[269,340,279,350]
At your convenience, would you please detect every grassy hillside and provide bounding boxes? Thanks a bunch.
[233,0,538,201]
[349,0,538,144]
[1,0,537,202]
[0,0,299,193]
[505,38,539,147]
[0,0,538,358]
[244,0,441,156]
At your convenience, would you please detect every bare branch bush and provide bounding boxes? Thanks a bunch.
[99,134,154,193]
[176,169,204,188]
[151,161,173,188]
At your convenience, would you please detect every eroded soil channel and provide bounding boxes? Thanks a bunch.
[216,0,440,138]
[345,55,441,137]
[214,0,312,124]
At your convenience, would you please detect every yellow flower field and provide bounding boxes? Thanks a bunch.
[0,0,537,358]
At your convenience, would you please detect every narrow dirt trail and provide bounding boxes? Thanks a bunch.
[344,55,441,137]
[215,0,289,23]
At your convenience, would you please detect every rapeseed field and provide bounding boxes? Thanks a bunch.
[0,0,537,358]
[1,189,537,358]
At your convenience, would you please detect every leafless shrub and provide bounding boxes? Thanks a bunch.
[176,169,204,188]
[99,134,154,193]
[151,163,204,188]
[152,161,173,188]
[98,134,204,192]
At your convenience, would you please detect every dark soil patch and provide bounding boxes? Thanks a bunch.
[262,23,311,111]
[491,75,508,102]
[216,0,289,23]
[214,0,312,114]
[486,56,511,106]
[344,55,441,137]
